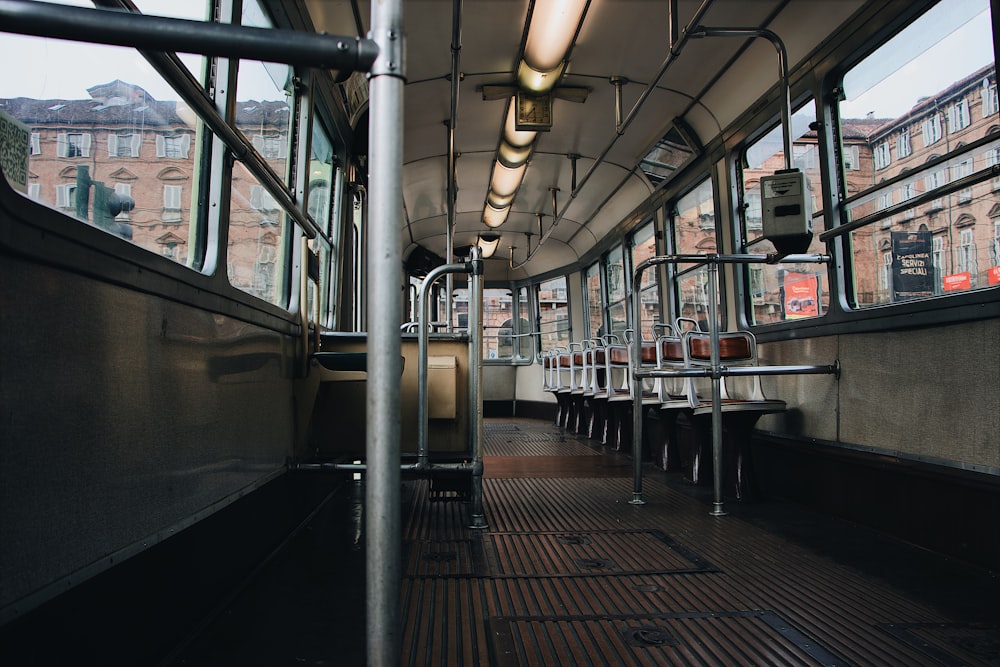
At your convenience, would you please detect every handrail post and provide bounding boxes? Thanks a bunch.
[467,247,488,529]
[706,258,727,516]
[366,0,404,663]
[630,263,647,505]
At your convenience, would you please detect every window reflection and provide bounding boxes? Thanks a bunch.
[0,31,206,269]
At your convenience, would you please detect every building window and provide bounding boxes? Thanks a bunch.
[932,235,945,289]
[252,134,287,160]
[948,98,971,132]
[114,183,132,220]
[843,145,861,170]
[27,183,40,201]
[924,169,947,211]
[876,190,892,210]
[30,132,41,155]
[958,228,977,282]
[901,182,916,220]
[897,128,911,158]
[922,115,942,146]
[156,134,191,159]
[250,185,279,212]
[983,146,1000,191]
[109,133,141,158]
[873,141,891,170]
[879,250,891,293]
[991,219,1000,265]
[55,184,75,209]
[982,77,998,118]
[954,159,973,203]
[163,184,183,222]
[56,132,91,158]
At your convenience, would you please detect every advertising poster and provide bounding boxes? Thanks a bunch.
[988,266,1000,286]
[942,272,971,292]
[782,271,820,319]
[891,231,934,300]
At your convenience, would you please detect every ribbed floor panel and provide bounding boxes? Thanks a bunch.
[401,418,999,667]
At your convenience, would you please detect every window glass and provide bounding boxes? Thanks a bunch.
[839,0,997,307]
[308,123,335,234]
[483,289,518,361]
[132,0,210,82]
[604,245,628,338]
[237,0,293,181]
[516,286,532,360]
[0,0,207,270]
[630,221,660,340]
[227,165,291,307]
[672,179,719,330]
[741,100,827,324]
[536,276,570,351]
[583,261,603,339]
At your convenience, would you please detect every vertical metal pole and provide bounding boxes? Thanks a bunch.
[445,120,455,331]
[707,259,726,516]
[467,246,488,528]
[629,264,645,505]
[366,0,404,664]
[445,0,462,332]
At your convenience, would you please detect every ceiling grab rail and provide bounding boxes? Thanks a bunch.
[629,253,838,515]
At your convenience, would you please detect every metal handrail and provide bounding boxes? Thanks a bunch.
[630,252,836,516]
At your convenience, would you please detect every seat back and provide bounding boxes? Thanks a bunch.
[682,329,769,406]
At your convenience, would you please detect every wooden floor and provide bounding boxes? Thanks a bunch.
[401,418,1000,667]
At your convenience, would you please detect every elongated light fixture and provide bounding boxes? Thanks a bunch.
[518,0,589,93]
[482,1,589,227]
[478,232,501,258]
[483,202,511,228]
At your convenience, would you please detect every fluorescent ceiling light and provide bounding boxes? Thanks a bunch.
[483,202,511,228]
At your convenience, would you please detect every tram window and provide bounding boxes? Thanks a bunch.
[308,124,335,235]
[838,0,997,307]
[0,12,207,270]
[536,276,570,350]
[583,261,604,339]
[227,166,292,307]
[237,0,293,181]
[483,289,530,362]
[630,221,660,340]
[671,178,719,330]
[739,101,827,324]
[604,245,628,338]
[516,286,532,360]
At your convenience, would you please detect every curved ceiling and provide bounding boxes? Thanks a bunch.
[304,0,867,281]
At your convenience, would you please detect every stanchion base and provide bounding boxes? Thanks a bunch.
[467,515,488,530]
[709,502,727,517]
[628,494,646,506]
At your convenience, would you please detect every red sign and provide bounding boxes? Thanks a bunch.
[942,272,971,292]
[783,272,819,318]
[989,266,1000,286]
